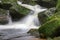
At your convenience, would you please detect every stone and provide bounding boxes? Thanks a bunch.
[36,0,58,8]
[9,4,30,21]
[0,0,17,10]
[0,8,9,25]
[28,29,40,38]
[9,8,25,21]
[0,3,12,10]
[18,0,37,5]
[38,7,56,25]
[38,11,60,38]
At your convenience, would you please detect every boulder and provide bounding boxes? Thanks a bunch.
[28,29,40,38]
[0,0,17,10]
[0,8,9,25]
[38,8,56,25]
[0,0,30,22]
[0,3,12,10]
[9,4,30,21]
[9,9,25,21]
[38,11,60,38]
[36,0,58,8]
[18,0,37,5]
[56,0,60,11]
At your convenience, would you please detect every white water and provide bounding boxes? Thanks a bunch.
[0,1,47,39]
[0,1,47,40]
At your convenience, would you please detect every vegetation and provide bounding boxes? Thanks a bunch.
[38,0,60,38]
[0,0,30,24]
[0,0,30,15]
[0,8,8,24]
[36,0,57,8]
[18,0,37,5]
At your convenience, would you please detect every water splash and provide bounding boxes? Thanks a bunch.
[7,11,12,25]
[0,1,47,31]
[0,1,47,39]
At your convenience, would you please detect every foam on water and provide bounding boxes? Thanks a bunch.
[0,1,47,32]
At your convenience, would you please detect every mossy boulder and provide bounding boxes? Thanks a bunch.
[0,3,12,10]
[18,0,37,5]
[38,8,56,25]
[9,8,26,21]
[0,0,17,10]
[28,29,40,38]
[0,0,30,22]
[38,12,60,38]
[38,0,60,38]
[56,0,60,11]
[36,0,58,8]
[0,8,9,24]
[9,4,30,21]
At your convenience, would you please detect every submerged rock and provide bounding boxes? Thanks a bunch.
[36,0,58,8]
[0,8,9,25]
[28,29,40,38]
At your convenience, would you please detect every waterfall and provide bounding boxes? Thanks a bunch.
[7,11,12,25]
[0,1,47,30]
[0,1,47,39]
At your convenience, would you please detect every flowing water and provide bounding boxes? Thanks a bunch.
[0,1,47,40]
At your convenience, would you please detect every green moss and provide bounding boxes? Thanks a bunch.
[38,11,60,38]
[0,8,8,15]
[0,8,8,24]
[10,3,30,15]
[38,0,60,38]
[28,1,37,5]
[1,0,17,4]
[56,0,60,11]
[0,0,30,15]
[37,0,57,8]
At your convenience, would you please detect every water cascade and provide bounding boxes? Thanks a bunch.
[0,1,47,40]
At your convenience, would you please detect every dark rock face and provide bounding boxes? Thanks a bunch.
[38,8,56,25]
[38,7,60,38]
[18,0,37,5]
[0,3,12,10]
[0,0,30,23]
[52,27,60,38]
[0,9,9,25]
[28,29,40,38]
[38,11,48,25]
[9,9,25,21]
[36,0,58,8]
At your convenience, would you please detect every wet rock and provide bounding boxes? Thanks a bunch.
[0,29,30,40]
[0,0,30,21]
[10,37,41,40]
[18,0,37,5]
[28,29,40,38]
[38,7,56,25]
[0,8,9,25]
[9,4,30,21]
[36,0,58,8]
[0,3,12,10]
[9,9,25,21]
[0,0,17,10]
[56,0,60,11]
[1,0,17,4]
[38,11,60,38]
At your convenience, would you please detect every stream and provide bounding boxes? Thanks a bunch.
[0,1,47,40]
